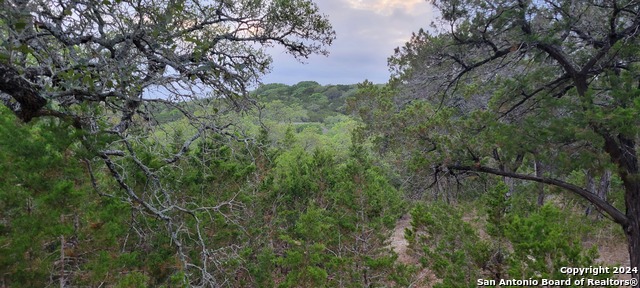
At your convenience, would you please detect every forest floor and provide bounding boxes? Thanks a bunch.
[587,228,631,281]
[389,207,630,287]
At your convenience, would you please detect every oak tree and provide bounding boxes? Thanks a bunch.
[0,0,334,285]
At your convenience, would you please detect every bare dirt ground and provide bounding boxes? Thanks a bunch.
[390,214,414,265]
[389,214,439,287]
[588,229,629,266]
[587,229,631,281]
[389,208,631,287]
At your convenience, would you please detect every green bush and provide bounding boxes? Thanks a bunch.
[407,202,490,288]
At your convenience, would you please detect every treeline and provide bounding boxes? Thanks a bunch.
[253,81,358,123]
[151,81,359,126]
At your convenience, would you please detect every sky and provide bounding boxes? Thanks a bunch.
[260,0,436,86]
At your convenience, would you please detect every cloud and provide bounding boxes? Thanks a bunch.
[260,0,435,85]
[345,0,428,16]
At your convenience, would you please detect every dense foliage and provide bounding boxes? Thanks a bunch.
[1,0,637,286]
[351,0,640,281]
[0,84,412,286]
[2,77,628,286]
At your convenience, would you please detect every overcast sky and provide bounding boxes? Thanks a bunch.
[260,0,436,86]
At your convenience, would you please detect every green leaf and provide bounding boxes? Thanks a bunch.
[14,21,27,31]
[83,74,92,85]
[0,52,9,63]
[17,44,31,54]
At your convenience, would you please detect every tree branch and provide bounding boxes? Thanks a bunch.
[449,164,628,226]
[0,63,47,121]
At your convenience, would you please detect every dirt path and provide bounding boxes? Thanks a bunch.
[389,214,438,287]
[390,214,414,265]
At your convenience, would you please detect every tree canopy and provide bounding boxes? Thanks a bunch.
[353,0,640,278]
[0,0,334,124]
[0,0,336,285]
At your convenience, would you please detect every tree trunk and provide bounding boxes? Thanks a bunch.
[535,160,544,206]
[585,170,596,215]
[0,63,47,122]
[593,170,611,219]
[503,177,515,198]
[598,170,611,202]
[624,178,640,281]
[602,133,639,282]
[60,234,65,288]
[627,228,640,281]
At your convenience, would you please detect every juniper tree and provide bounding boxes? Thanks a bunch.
[374,0,640,279]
